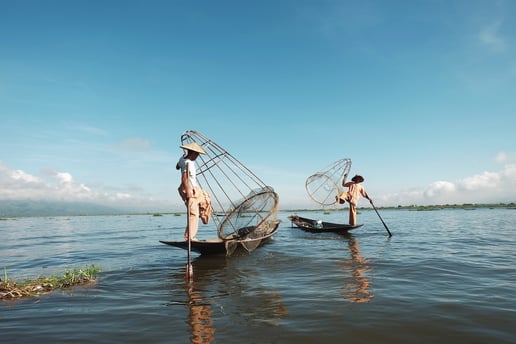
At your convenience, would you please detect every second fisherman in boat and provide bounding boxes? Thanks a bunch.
[337,174,371,226]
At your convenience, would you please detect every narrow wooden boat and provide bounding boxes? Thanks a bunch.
[160,238,228,255]
[288,215,362,233]
[160,222,279,255]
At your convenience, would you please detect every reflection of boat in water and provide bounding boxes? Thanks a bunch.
[288,215,363,233]
[160,221,279,255]
[340,236,373,303]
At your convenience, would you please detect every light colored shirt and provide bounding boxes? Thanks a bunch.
[177,156,198,188]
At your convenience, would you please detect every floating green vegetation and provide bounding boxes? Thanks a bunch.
[0,265,101,300]
[409,205,442,211]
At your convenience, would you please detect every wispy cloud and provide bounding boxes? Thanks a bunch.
[71,124,109,136]
[293,1,381,43]
[495,151,516,164]
[113,137,152,151]
[479,21,506,52]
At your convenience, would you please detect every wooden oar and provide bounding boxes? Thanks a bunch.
[369,200,392,237]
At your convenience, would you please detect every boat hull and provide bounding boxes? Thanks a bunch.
[160,222,279,255]
[288,215,362,233]
[160,238,228,255]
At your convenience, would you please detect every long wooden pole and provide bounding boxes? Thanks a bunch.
[370,200,392,237]
[186,203,193,280]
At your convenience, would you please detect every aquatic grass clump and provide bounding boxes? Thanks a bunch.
[0,265,101,300]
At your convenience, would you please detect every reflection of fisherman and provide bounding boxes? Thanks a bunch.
[342,237,373,303]
[186,285,215,343]
[177,142,207,241]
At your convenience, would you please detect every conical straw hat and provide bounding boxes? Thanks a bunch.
[180,142,207,155]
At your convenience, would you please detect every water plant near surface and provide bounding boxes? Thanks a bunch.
[0,265,101,300]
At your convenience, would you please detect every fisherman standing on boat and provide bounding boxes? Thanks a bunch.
[176,142,207,241]
[338,174,371,226]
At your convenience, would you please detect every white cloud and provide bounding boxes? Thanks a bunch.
[114,192,132,200]
[457,171,500,191]
[10,169,41,184]
[277,152,516,208]
[382,152,516,206]
[0,163,93,201]
[0,160,173,211]
[56,172,73,185]
[424,181,456,198]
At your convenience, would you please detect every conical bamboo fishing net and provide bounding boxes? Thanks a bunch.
[305,158,352,206]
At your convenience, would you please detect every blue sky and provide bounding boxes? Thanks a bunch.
[1,0,515,212]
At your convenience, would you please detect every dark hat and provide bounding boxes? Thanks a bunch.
[351,174,364,183]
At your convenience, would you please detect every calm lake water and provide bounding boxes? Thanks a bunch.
[1,208,515,343]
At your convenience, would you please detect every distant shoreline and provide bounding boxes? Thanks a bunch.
[283,202,516,213]
[1,202,515,218]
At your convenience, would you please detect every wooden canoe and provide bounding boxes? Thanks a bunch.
[160,237,228,255]
[288,215,363,233]
[160,221,279,255]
